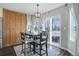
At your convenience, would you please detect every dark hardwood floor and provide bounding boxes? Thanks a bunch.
[0,46,16,56]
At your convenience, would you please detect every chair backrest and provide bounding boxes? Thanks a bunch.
[20,32,25,40]
[40,31,48,42]
[25,33,32,39]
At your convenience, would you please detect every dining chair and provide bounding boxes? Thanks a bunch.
[20,32,34,55]
[20,32,25,54]
[34,31,48,56]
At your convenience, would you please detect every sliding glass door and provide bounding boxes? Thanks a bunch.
[44,16,61,47]
[50,16,61,47]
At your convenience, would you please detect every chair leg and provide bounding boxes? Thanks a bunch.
[21,43,24,54]
[40,44,42,56]
[30,43,31,52]
[24,43,26,56]
[33,42,36,54]
[46,43,48,56]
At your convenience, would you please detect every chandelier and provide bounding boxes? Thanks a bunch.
[34,4,41,18]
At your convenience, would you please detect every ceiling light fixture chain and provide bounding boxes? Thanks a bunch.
[34,4,41,18]
[37,4,39,16]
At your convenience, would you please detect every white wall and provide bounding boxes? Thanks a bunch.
[73,3,79,56]
[0,8,3,17]
[0,8,2,48]
[66,3,79,56]
[0,17,2,48]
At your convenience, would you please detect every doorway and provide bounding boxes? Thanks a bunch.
[50,16,61,47]
[44,16,61,47]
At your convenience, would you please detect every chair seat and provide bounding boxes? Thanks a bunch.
[42,36,47,39]
[25,38,34,43]
[34,39,46,44]
[22,38,34,43]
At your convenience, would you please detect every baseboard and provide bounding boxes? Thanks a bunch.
[65,48,75,56]
[48,42,62,49]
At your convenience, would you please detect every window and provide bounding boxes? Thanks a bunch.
[52,16,61,31]
[44,18,50,32]
[70,6,77,41]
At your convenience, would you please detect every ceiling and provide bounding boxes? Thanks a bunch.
[0,3,65,15]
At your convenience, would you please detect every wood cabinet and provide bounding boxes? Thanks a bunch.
[3,9,26,47]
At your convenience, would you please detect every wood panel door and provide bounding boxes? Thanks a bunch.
[3,9,26,47]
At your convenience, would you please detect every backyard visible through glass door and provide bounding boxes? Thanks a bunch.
[50,16,61,47]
